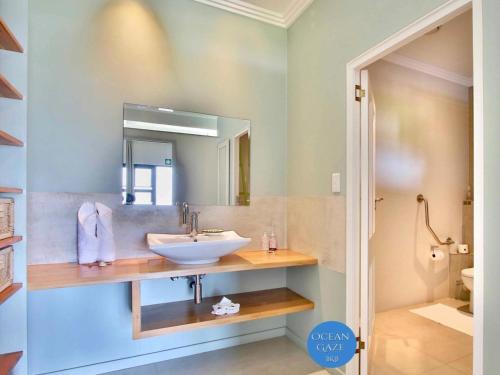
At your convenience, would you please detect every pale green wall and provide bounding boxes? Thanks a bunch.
[0,1,28,374]
[286,266,346,343]
[28,0,287,196]
[287,0,448,196]
[482,0,500,372]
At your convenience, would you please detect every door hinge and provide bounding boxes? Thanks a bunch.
[355,85,366,102]
[356,336,366,354]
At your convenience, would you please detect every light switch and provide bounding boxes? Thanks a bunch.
[332,173,341,193]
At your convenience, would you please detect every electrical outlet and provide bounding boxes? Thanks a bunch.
[332,173,341,193]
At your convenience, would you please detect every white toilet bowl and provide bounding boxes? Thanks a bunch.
[461,267,474,313]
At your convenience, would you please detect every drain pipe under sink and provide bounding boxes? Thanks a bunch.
[190,275,203,304]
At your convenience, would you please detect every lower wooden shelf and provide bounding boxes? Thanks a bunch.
[0,351,22,375]
[133,285,314,339]
[0,283,22,306]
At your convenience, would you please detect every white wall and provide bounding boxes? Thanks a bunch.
[130,140,173,166]
[369,61,469,312]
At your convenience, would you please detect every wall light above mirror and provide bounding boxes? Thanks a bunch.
[123,104,251,207]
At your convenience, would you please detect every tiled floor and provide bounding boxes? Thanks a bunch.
[105,336,322,375]
[369,299,473,374]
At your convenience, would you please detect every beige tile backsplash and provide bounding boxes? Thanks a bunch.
[287,195,346,273]
[28,193,347,269]
[28,192,287,264]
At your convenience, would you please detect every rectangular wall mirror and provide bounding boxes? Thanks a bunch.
[123,104,251,206]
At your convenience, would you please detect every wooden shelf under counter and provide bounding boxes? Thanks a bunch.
[133,286,313,339]
[28,250,317,291]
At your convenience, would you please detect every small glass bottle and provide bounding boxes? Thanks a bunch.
[261,232,270,251]
[269,228,277,253]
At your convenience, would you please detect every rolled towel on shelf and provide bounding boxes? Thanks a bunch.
[96,202,116,263]
[211,297,240,316]
[77,202,99,264]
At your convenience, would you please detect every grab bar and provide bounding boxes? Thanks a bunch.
[416,194,454,245]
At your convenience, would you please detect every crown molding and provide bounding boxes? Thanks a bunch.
[283,0,315,27]
[194,0,314,28]
[383,53,473,87]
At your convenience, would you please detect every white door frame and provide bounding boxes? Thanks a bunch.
[230,128,250,205]
[217,139,230,205]
[345,1,484,374]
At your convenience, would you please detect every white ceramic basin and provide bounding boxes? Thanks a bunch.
[147,231,251,264]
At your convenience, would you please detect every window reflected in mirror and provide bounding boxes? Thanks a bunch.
[122,104,251,206]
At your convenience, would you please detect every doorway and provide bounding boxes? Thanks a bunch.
[345,1,483,374]
[366,9,473,373]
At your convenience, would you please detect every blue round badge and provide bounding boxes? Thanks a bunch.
[307,321,357,368]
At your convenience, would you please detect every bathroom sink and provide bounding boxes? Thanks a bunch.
[147,231,251,264]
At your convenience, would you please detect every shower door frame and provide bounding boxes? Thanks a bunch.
[345,0,484,374]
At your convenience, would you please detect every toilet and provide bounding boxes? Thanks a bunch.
[461,267,474,313]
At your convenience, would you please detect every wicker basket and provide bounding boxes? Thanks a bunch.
[0,246,13,293]
[0,198,14,240]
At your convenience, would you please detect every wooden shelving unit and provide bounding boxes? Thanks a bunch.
[0,130,23,147]
[0,236,22,249]
[28,250,317,340]
[0,18,23,53]
[0,284,22,306]
[28,250,318,339]
[0,351,22,375]
[0,74,22,100]
[133,286,314,339]
[0,15,24,375]
[0,187,22,194]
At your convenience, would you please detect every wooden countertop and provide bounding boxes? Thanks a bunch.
[28,250,317,291]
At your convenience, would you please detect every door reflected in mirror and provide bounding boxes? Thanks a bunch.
[122,104,251,206]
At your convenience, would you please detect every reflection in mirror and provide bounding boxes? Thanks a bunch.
[123,104,251,206]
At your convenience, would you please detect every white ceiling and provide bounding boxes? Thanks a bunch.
[391,9,473,79]
[194,0,314,28]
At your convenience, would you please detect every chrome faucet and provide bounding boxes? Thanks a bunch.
[182,202,200,237]
[182,202,190,226]
[189,212,200,237]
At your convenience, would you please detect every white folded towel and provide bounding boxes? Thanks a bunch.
[212,297,240,316]
[77,202,99,264]
[96,202,116,262]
